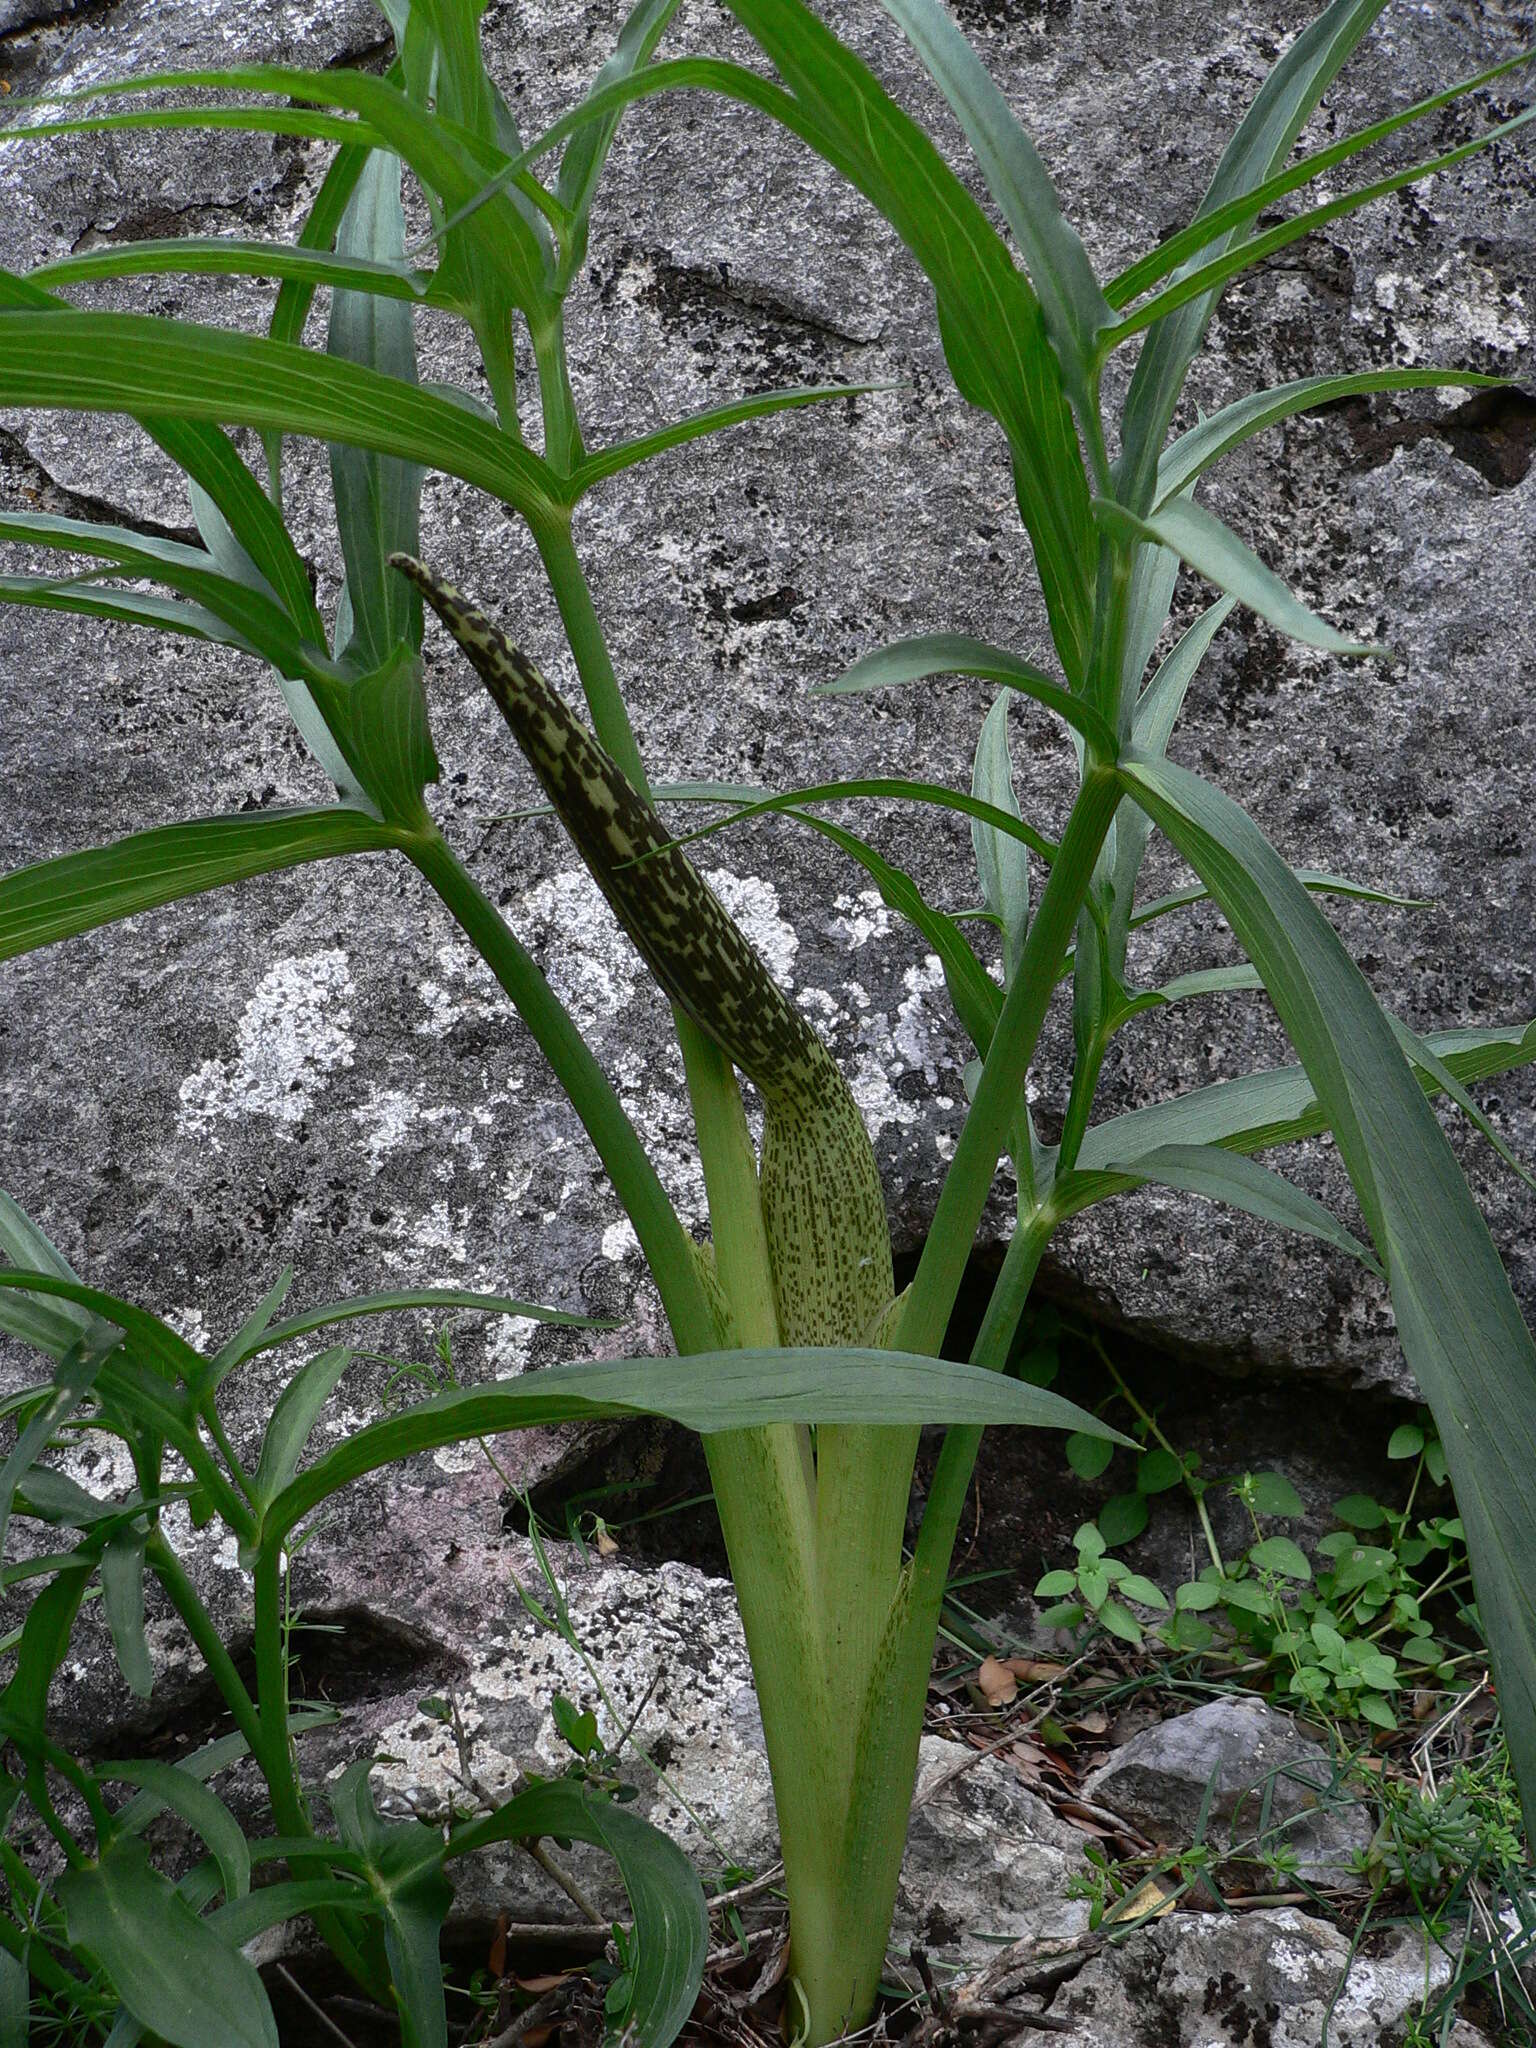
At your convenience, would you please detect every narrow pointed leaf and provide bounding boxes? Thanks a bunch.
[1109,51,1536,307]
[0,266,322,640]
[1109,594,1235,953]
[557,0,685,280]
[249,1347,355,1512]
[570,382,883,493]
[1116,102,1536,346]
[206,1269,295,1387]
[814,631,1112,754]
[0,1337,113,1557]
[0,1274,201,1385]
[0,313,557,521]
[0,809,406,965]
[0,1193,110,1358]
[99,1531,154,1699]
[971,693,1031,987]
[1131,865,1429,934]
[234,1286,605,1365]
[0,578,249,649]
[874,0,1113,416]
[1157,369,1506,505]
[1116,747,1536,1832]
[1078,1020,1536,1167]
[653,774,1056,866]
[781,810,1001,1058]
[1058,1140,1381,1272]
[330,148,424,669]
[99,1764,250,1903]
[207,1878,372,1949]
[1095,495,1384,657]
[1115,0,1389,510]
[1388,1014,1535,1190]
[31,237,436,303]
[718,0,1095,682]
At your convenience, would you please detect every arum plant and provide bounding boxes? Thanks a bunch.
[0,0,1533,2042]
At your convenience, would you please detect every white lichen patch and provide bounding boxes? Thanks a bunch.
[703,868,799,985]
[412,938,506,1039]
[1368,255,1529,362]
[352,1088,499,1172]
[178,950,355,1133]
[601,1218,641,1263]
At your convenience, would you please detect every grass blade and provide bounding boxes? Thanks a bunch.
[1117,747,1536,1831]
[556,0,685,286]
[0,810,406,965]
[99,1764,250,1904]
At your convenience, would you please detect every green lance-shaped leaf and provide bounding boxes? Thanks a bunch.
[58,1839,277,2048]
[814,630,1113,755]
[97,1765,251,1904]
[556,0,685,287]
[100,1529,154,1700]
[718,0,1096,685]
[0,311,558,523]
[1108,50,1536,309]
[448,1778,707,2048]
[873,0,1114,430]
[0,809,407,967]
[261,1348,1126,1547]
[1116,745,1536,1837]
[329,146,424,671]
[1156,369,1508,506]
[327,1762,452,2048]
[0,1192,115,1359]
[221,1285,604,1372]
[1094,494,1385,657]
[0,266,322,643]
[0,1335,117,1559]
[1077,1020,1536,1167]
[1054,1141,1382,1274]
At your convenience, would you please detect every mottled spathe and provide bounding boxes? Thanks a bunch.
[390,552,894,1347]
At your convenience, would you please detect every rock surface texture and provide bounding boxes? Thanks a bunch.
[0,0,1531,2039]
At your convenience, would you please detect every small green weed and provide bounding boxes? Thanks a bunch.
[1037,1359,1476,1738]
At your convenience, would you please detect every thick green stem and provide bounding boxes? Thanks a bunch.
[529,309,585,477]
[899,768,1121,1360]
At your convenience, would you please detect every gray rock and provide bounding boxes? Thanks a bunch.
[1079,1697,1372,1888]
[0,0,1531,1432]
[1048,1904,1494,2048]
